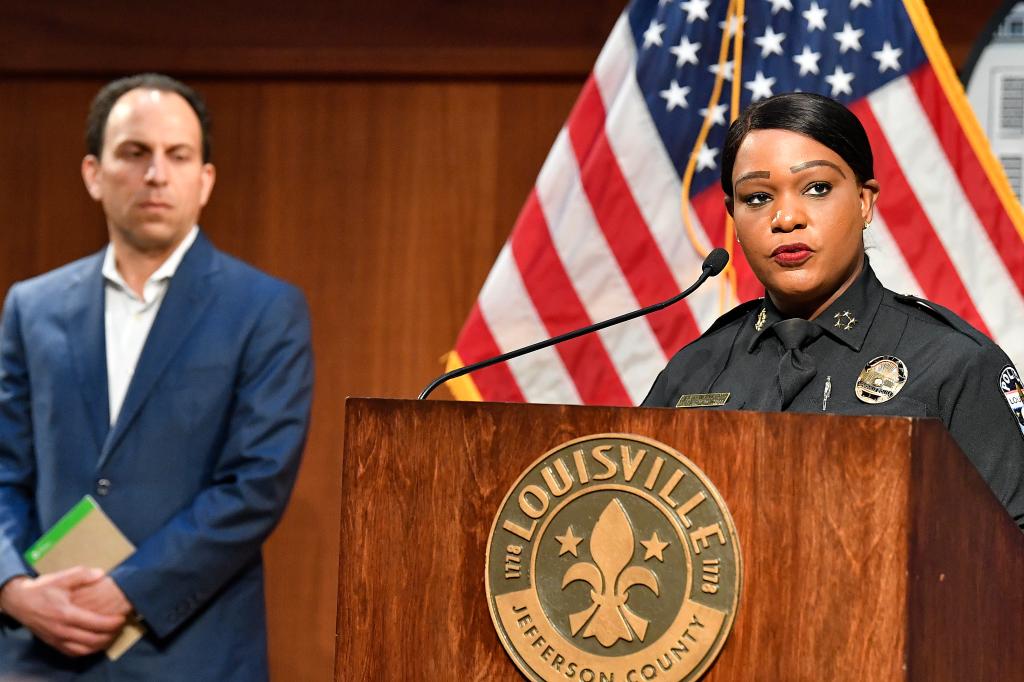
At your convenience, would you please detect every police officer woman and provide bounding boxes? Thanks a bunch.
[643,92,1024,527]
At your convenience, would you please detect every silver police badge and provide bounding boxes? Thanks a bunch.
[855,356,909,404]
[1000,366,1024,437]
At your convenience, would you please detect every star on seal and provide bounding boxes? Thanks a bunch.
[640,531,669,562]
[555,526,583,557]
[833,310,857,331]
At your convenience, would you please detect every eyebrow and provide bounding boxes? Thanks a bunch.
[115,140,196,152]
[789,159,847,178]
[734,170,770,188]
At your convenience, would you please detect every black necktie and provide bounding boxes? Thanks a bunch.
[772,318,823,409]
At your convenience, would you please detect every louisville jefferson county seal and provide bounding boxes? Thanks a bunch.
[485,434,741,682]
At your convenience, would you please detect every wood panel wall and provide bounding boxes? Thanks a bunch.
[0,1,1002,679]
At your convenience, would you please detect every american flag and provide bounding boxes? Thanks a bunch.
[447,0,1024,405]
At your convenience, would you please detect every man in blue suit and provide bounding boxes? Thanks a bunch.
[0,74,313,680]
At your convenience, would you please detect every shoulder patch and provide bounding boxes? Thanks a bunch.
[1000,366,1024,439]
[892,293,987,346]
[702,298,763,337]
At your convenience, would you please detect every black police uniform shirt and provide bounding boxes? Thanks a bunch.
[642,259,1024,528]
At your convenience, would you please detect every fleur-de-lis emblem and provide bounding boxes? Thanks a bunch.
[561,499,659,648]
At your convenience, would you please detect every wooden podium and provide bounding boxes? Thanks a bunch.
[335,398,1024,681]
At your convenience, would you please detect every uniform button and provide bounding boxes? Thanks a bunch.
[96,478,112,496]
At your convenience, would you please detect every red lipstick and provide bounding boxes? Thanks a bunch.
[771,242,813,266]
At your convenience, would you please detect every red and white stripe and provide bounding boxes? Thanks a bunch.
[459,14,724,405]
[857,70,1024,361]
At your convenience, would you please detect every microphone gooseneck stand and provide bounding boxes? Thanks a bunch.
[417,248,731,400]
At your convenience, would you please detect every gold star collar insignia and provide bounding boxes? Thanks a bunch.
[834,310,857,331]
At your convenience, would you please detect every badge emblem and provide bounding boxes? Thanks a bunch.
[833,310,857,331]
[486,434,741,682]
[754,308,766,332]
[855,356,908,404]
[999,366,1024,436]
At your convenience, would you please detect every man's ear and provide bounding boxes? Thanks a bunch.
[81,155,102,202]
[199,163,216,208]
[724,194,735,218]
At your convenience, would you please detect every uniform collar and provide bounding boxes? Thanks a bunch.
[747,256,884,353]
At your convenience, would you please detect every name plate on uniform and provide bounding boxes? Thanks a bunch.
[676,392,730,408]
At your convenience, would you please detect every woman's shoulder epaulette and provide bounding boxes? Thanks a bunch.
[703,298,764,336]
[891,293,987,346]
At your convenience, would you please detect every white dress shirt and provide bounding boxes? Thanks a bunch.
[102,226,198,425]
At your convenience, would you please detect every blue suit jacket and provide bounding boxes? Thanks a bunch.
[0,232,313,680]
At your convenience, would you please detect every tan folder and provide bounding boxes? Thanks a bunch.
[24,495,145,661]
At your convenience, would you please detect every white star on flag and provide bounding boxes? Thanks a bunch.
[679,0,711,23]
[696,144,719,171]
[792,45,822,76]
[872,41,903,72]
[833,22,865,53]
[745,70,777,101]
[802,2,828,32]
[825,65,855,96]
[669,36,702,67]
[767,0,793,15]
[660,80,691,111]
[718,13,747,37]
[699,102,729,127]
[643,20,667,48]
[754,26,786,57]
[708,59,735,81]
[850,0,872,7]
[658,0,672,6]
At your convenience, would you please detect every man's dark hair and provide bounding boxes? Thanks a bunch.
[85,73,212,162]
[720,92,874,197]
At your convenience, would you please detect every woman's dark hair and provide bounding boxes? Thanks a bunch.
[85,73,212,162]
[720,92,873,196]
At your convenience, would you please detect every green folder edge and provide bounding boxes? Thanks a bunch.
[23,495,98,566]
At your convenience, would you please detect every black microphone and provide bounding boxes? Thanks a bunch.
[418,247,731,400]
